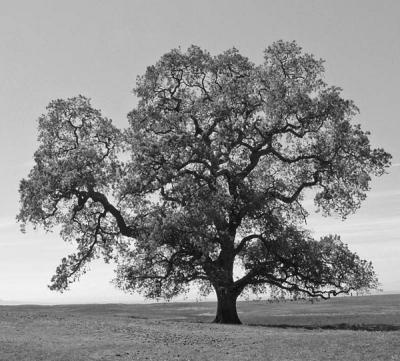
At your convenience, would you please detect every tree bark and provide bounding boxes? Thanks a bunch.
[213,287,241,324]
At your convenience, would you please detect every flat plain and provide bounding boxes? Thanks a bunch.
[0,294,399,361]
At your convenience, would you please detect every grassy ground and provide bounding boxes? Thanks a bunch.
[0,294,399,360]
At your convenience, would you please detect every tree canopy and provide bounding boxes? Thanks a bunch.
[18,41,391,323]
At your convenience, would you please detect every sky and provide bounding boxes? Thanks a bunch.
[0,0,399,304]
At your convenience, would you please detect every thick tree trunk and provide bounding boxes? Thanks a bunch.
[213,287,241,324]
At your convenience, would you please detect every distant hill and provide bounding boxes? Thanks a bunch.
[0,299,23,305]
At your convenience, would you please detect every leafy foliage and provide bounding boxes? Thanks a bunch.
[18,42,390,311]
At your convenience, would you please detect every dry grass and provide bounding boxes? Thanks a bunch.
[0,294,399,360]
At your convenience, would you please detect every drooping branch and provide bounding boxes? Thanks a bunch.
[234,232,378,298]
[49,209,106,290]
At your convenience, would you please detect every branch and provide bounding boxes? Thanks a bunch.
[270,171,320,204]
[234,234,261,255]
[74,189,137,238]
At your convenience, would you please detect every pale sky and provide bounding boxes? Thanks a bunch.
[0,0,399,304]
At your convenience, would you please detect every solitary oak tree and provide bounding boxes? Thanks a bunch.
[18,41,391,324]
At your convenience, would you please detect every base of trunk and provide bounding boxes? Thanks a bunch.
[212,314,242,324]
[213,288,242,324]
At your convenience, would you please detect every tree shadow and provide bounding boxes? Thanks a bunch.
[248,323,400,332]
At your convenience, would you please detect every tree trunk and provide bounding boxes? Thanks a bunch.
[213,287,241,324]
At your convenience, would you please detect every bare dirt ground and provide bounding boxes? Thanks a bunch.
[0,294,399,361]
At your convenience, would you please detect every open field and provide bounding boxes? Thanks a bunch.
[0,294,399,360]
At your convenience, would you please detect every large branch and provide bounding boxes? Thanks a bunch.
[74,188,137,238]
